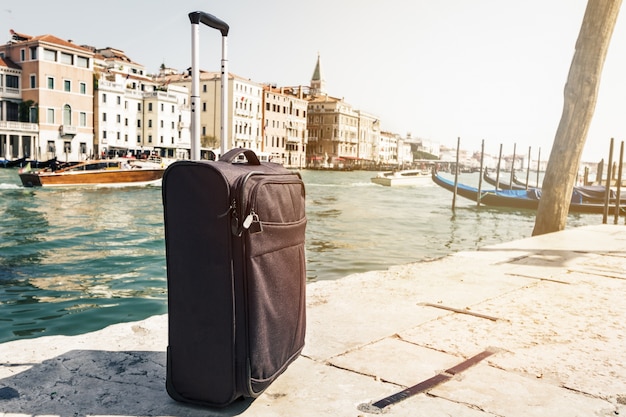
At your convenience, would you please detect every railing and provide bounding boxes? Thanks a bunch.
[60,125,77,136]
[0,121,38,132]
[0,86,21,96]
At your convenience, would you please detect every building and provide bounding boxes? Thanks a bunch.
[93,48,191,160]
[163,70,263,158]
[262,85,308,168]
[306,54,380,169]
[0,55,38,160]
[0,30,94,162]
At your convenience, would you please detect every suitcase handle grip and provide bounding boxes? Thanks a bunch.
[219,148,261,165]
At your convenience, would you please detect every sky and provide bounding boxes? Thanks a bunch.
[2,0,625,162]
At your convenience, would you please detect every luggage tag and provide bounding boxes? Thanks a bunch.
[243,211,263,234]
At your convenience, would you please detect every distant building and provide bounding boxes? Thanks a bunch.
[306,54,380,169]
[92,47,191,160]
[164,70,264,157]
[0,30,94,162]
[262,85,308,168]
[0,54,38,160]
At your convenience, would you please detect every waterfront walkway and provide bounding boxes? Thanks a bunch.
[1,224,626,416]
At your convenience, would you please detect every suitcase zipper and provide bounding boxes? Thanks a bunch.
[232,172,303,237]
[231,171,262,237]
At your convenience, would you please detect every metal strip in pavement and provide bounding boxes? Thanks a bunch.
[419,302,501,321]
[362,349,496,413]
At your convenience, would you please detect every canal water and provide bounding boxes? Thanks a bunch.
[0,167,602,343]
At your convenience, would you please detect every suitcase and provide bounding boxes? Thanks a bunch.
[162,148,307,407]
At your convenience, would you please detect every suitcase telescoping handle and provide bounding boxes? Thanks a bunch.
[220,148,261,165]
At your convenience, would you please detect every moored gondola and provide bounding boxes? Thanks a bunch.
[432,170,624,215]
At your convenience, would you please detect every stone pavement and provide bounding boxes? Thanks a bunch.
[1,224,626,416]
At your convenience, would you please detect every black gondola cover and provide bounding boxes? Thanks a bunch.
[162,148,306,407]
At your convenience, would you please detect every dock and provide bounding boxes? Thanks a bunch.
[1,224,625,416]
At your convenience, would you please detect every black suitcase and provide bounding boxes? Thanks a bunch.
[162,148,306,407]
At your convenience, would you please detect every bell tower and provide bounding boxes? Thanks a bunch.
[310,52,326,96]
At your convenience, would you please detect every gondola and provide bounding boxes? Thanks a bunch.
[482,169,618,203]
[432,170,624,215]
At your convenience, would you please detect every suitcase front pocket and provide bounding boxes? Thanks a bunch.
[245,218,306,393]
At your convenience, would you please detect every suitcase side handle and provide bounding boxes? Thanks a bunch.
[220,148,261,165]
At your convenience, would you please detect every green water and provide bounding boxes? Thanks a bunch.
[0,168,601,343]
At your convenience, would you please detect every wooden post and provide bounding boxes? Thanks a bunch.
[495,144,503,191]
[509,143,516,190]
[536,147,541,188]
[533,0,622,236]
[525,146,531,190]
[602,138,614,224]
[477,140,485,207]
[452,137,460,211]
[613,141,623,224]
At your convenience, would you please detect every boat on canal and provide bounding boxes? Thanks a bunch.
[482,168,622,204]
[432,170,624,215]
[18,159,165,187]
[371,169,432,186]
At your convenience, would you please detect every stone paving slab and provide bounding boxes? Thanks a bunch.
[0,224,625,417]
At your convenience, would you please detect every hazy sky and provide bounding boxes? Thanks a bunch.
[2,1,624,161]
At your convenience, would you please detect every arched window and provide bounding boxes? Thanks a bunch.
[63,104,72,125]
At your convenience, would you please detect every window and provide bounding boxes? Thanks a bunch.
[77,56,89,68]
[80,142,87,154]
[47,108,54,124]
[47,141,55,153]
[102,112,107,122]
[80,82,86,94]
[116,114,121,123]
[43,49,57,61]
[102,94,107,103]
[202,84,207,93]
[63,105,71,125]
[117,96,121,105]
[20,49,25,61]
[64,80,71,92]
[160,120,164,128]
[6,75,18,89]
[148,103,153,111]
[64,141,71,153]
[30,47,37,60]
[137,103,141,111]
[60,52,73,65]
[160,103,164,111]
[29,107,38,123]
[148,135,153,143]
[30,75,36,88]
[148,120,152,128]
[79,112,86,126]
[171,105,174,113]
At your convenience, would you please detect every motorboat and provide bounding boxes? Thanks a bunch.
[18,159,165,187]
[371,169,432,186]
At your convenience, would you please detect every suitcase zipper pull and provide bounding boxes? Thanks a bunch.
[243,210,263,234]
[231,199,243,237]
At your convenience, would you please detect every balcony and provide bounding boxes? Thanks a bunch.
[60,125,78,136]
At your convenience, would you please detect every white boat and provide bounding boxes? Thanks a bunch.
[371,169,432,186]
